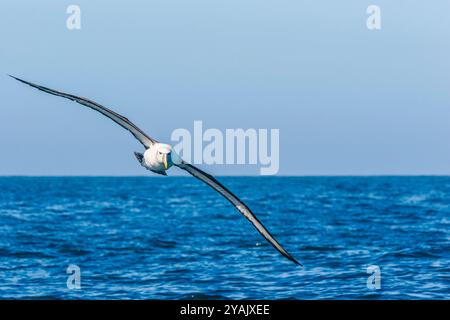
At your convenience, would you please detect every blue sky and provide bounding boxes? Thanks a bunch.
[0,1,449,176]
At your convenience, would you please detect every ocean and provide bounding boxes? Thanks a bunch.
[0,176,448,299]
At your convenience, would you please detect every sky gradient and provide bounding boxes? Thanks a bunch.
[1,1,449,176]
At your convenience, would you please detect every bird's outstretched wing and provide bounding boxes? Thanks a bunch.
[9,75,157,148]
[176,162,301,266]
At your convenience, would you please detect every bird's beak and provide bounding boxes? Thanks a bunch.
[163,153,170,170]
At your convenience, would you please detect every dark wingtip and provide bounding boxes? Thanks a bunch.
[290,256,303,268]
[8,74,27,84]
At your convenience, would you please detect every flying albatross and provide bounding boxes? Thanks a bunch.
[9,75,301,266]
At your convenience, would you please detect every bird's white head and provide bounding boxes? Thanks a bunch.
[155,143,182,170]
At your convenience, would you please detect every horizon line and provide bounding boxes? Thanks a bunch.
[1,174,449,178]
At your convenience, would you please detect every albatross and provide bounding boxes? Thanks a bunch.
[9,75,301,266]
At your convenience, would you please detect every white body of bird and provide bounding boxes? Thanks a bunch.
[142,143,183,173]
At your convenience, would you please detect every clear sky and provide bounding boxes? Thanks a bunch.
[0,1,449,176]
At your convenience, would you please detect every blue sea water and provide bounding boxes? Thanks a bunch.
[0,176,449,299]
